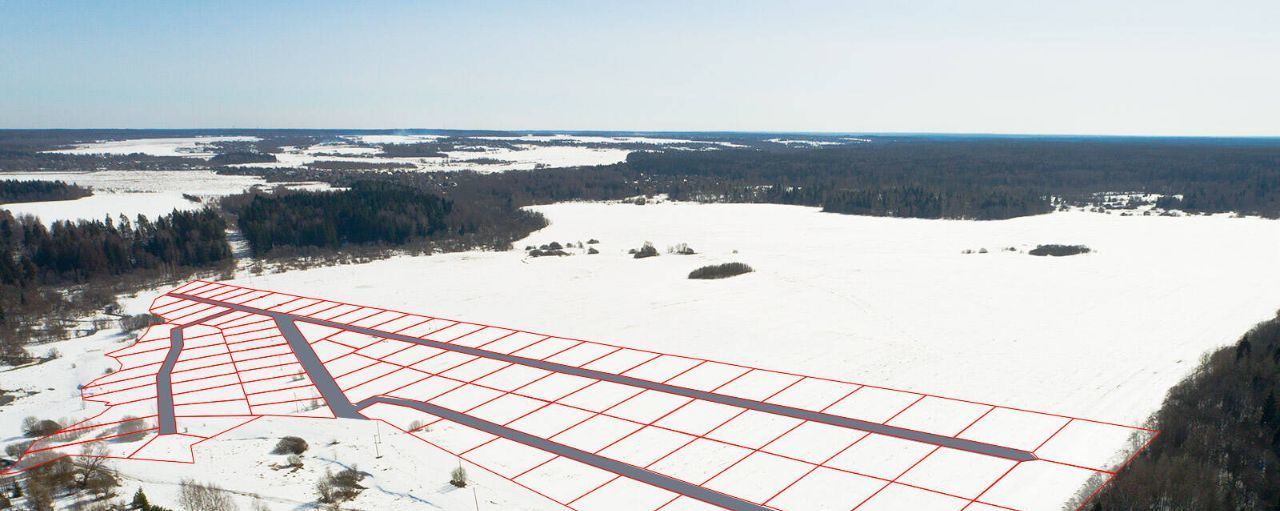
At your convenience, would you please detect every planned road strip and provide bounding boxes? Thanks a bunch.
[356,396,773,511]
[168,291,1036,462]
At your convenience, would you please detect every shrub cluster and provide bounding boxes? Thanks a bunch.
[271,436,309,455]
[688,262,754,280]
[1028,244,1091,256]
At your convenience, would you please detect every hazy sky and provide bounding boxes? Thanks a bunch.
[2,0,1277,135]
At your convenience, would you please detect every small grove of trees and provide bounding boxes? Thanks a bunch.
[688,263,754,280]
[0,179,91,204]
[120,313,164,333]
[178,479,238,511]
[1028,244,1091,257]
[669,243,695,255]
[229,181,452,256]
[13,443,121,510]
[21,416,62,438]
[113,416,149,442]
[1090,312,1280,509]
[316,466,364,506]
[631,242,658,259]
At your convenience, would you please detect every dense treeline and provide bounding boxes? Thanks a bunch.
[1090,312,1280,510]
[821,187,1051,220]
[208,151,277,165]
[227,181,545,256]
[379,143,447,158]
[0,209,232,362]
[688,262,754,279]
[223,137,1280,221]
[0,180,91,204]
[626,138,1280,219]
[0,208,230,286]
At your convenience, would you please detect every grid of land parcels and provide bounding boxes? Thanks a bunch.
[15,281,1156,511]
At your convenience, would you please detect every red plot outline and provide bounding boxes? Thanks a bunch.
[3,281,1159,511]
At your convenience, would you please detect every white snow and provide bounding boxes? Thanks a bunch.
[6,200,1280,511]
[217,202,1280,427]
[0,170,328,223]
[473,134,744,147]
[46,136,261,158]
[767,138,843,146]
[341,134,447,145]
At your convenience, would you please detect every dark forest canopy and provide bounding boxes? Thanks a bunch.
[222,136,1280,221]
[0,179,91,204]
[625,138,1280,219]
[208,151,277,165]
[1091,312,1280,510]
[5,131,1280,219]
[226,181,544,257]
[0,208,231,287]
[0,208,232,361]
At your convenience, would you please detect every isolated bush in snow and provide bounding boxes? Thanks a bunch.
[632,242,658,259]
[450,466,468,488]
[271,436,309,455]
[114,416,149,442]
[688,263,754,280]
[1028,244,1091,256]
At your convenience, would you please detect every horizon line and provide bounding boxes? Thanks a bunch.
[1,128,1278,139]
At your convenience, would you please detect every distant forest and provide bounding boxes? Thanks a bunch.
[0,209,232,362]
[1091,312,1280,510]
[0,179,91,204]
[624,139,1280,219]
[211,136,1280,221]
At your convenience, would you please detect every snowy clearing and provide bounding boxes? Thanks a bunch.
[45,136,261,158]
[5,201,1278,511]
[0,170,328,223]
[223,202,1280,427]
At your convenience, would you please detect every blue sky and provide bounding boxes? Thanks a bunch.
[1,0,1277,134]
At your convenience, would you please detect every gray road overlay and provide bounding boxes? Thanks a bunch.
[157,310,235,435]
[356,396,774,511]
[156,326,184,434]
[274,316,364,419]
[168,292,1036,463]
[274,315,772,511]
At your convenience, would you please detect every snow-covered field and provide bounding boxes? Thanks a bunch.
[245,141,636,173]
[220,203,1280,426]
[5,201,1278,510]
[0,170,327,223]
[46,136,261,158]
[473,134,748,148]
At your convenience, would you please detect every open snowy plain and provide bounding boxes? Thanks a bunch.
[4,200,1279,510]
[0,170,328,223]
